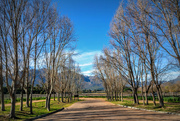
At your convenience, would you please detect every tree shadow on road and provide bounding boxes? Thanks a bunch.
[43,105,179,121]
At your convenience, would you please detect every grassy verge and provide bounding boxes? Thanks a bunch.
[110,98,180,113]
[123,96,180,103]
[0,100,80,121]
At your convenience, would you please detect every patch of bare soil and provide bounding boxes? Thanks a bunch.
[35,98,180,121]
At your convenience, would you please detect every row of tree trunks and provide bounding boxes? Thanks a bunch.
[106,90,124,101]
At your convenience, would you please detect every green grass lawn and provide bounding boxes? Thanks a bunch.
[0,100,80,121]
[110,98,180,113]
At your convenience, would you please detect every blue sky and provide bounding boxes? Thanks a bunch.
[52,0,121,76]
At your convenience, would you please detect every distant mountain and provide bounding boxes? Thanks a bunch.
[28,69,46,86]
[31,69,104,90]
[168,75,180,84]
[6,69,179,91]
[83,76,91,82]
[81,75,104,90]
[162,75,180,86]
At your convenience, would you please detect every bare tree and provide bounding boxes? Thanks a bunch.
[94,49,126,101]
[28,0,52,114]
[143,0,180,65]
[0,2,7,111]
[126,0,171,107]
[109,5,142,104]
[74,64,83,101]
[94,56,108,100]
[43,12,75,110]
[0,0,28,118]
[109,50,127,102]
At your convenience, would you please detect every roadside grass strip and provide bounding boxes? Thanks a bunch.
[0,100,79,121]
[110,98,180,116]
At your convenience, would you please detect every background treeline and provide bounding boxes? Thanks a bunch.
[94,0,179,107]
[0,0,83,119]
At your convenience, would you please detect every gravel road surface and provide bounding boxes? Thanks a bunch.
[35,98,180,121]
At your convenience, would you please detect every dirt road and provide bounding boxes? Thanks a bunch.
[35,98,180,121]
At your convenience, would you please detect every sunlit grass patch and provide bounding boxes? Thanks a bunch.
[0,100,80,121]
[110,98,180,113]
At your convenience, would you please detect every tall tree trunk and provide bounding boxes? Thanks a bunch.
[20,68,25,111]
[61,91,64,102]
[141,87,145,105]
[26,87,29,107]
[30,37,37,114]
[133,88,137,104]
[117,92,119,101]
[106,90,109,100]
[151,86,156,106]
[9,29,19,118]
[141,66,145,105]
[20,27,26,111]
[65,92,66,102]
[156,86,164,107]
[144,67,149,105]
[133,87,139,104]
[152,92,156,106]
[145,91,148,105]
[47,82,53,111]
[70,93,72,102]
[111,91,113,101]
[30,59,36,114]
[45,93,48,108]
[135,92,139,104]
[150,62,164,107]
[26,59,30,107]
[4,43,8,112]
[0,47,5,111]
[9,92,16,118]
[115,90,117,101]
[57,93,60,102]
[0,84,5,111]
[77,91,79,101]
[47,94,51,111]
[121,87,123,102]
[20,84,24,111]
[68,93,70,103]
[30,91,33,114]
[54,92,55,101]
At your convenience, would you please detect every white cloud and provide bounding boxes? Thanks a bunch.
[163,71,180,81]
[73,50,102,62]
[142,71,180,82]
[81,70,94,76]
[72,50,104,76]
[79,62,93,67]
[30,50,103,76]
[73,50,103,76]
